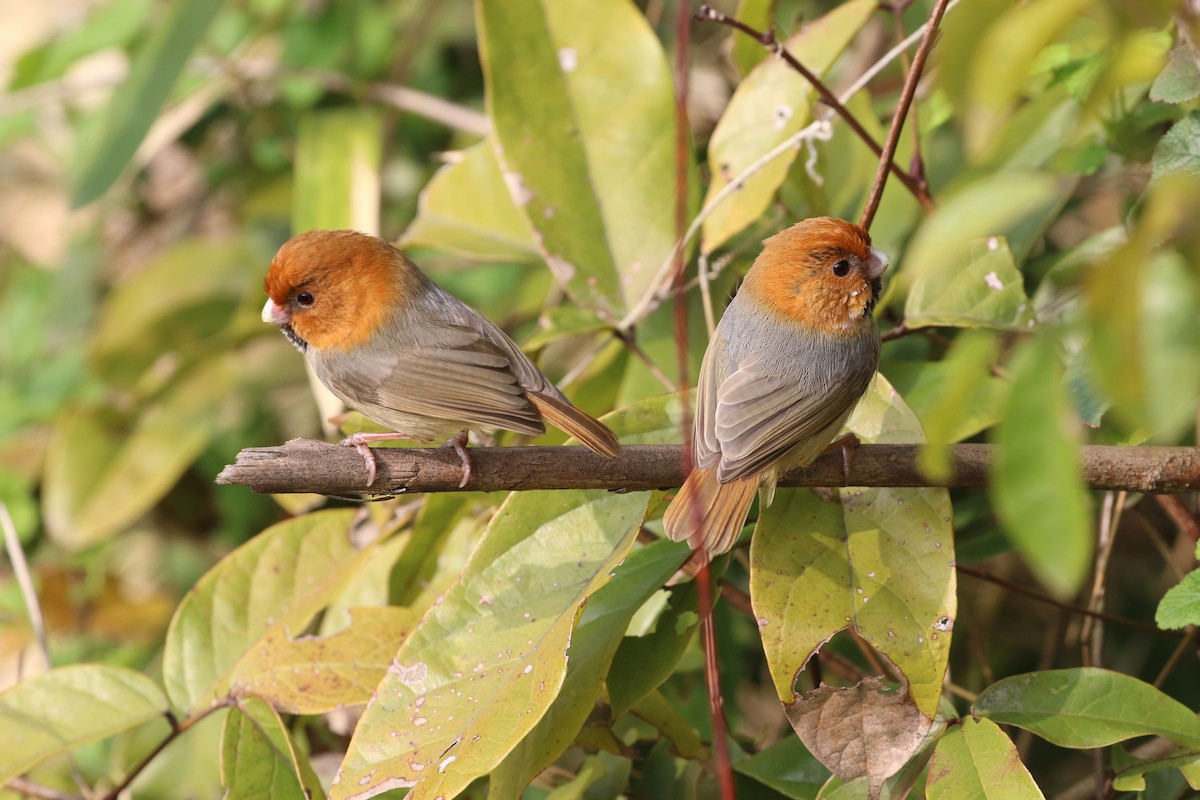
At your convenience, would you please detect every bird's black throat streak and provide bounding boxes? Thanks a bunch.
[281,323,309,353]
[866,277,882,315]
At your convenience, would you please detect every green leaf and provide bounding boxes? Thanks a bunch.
[973,668,1200,749]
[293,109,382,232]
[906,237,1037,331]
[400,139,539,264]
[962,0,1091,159]
[1111,743,1200,792]
[222,696,325,800]
[42,358,233,549]
[606,582,698,717]
[478,0,683,315]
[731,0,776,76]
[0,665,168,783]
[331,489,648,800]
[1140,252,1200,441]
[700,0,875,252]
[735,736,831,800]
[1151,113,1200,185]
[487,538,689,797]
[751,376,956,718]
[911,332,1003,480]
[902,172,1061,311]
[991,338,1092,598]
[1156,568,1200,630]
[1150,46,1200,103]
[71,0,226,206]
[927,718,1044,799]
[162,509,376,713]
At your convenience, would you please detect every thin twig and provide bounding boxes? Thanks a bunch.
[1080,490,1125,665]
[888,3,928,192]
[955,564,1177,637]
[101,707,220,800]
[2,778,83,800]
[695,5,931,209]
[1,501,50,671]
[1155,494,1200,543]
[859,0,951,230]
[1153,626,1198,688]
[614,330,679,392]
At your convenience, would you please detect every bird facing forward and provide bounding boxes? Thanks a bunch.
[261,229,620,487]
[663,217,889,556]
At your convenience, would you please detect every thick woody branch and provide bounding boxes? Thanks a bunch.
[217,440,1200,496]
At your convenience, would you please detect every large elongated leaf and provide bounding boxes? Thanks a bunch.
[163,509,377,713]
[478,0,683,315]
[222,697,325,800]
[991,338,1091,598]
[927,719,1044,799]
[293,109,382,234]
[751,377,955,790]
[71,0,226,206]
[331,488,648,800]
[0,665,168,782]
[973,668,1200,749]
[700,0,875,252]
[487,538,690,797]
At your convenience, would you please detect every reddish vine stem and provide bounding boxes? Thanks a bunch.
[859,0,950,229]
[695,4,932,210]
[674,3,735,798]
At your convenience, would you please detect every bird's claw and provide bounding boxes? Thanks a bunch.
[339,433,380,488]
[441,432,472,488]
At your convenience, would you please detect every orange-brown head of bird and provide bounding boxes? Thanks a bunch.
[738,217,888,335]
[261,229,423,353]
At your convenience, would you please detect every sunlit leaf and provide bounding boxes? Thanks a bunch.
[606,582,697,717]
[1151,113,1200,185]
[222,696,325,800]
[478,0,683,315]
[1150,46,1200,104]
[973,668,1200,749]
[487,539,689,797]
[906,237,1037,331]
[701,0,875,252]
[991,338,1091,598]
[232,606,417,714]
[750,378,954,789]
[331,488,648,800]
[927,718,1043,799]
[1156,567,1200,630]
[71,0,226,206]
[0,665,168,783]
[400,139,539,264]
[163,509,376,713]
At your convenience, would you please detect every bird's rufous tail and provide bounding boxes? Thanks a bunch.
[663,465,757,556]
[527,391,621,458]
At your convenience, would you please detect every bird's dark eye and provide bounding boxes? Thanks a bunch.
[296,291,315,307]
[831,259,851,277]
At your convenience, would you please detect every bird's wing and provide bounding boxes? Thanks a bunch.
[363,323,548,435]
[710,353,867,483]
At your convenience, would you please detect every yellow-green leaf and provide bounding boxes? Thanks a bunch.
[927,718,1044,799]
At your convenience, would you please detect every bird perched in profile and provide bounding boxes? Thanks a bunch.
[261,229,620,488]
[663,217,889,556]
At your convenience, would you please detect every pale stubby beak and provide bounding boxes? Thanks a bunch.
[261,297,290,326]
[866,247,890,280]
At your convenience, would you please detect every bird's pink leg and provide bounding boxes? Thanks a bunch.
[338,431,415,487]
[442,431,472,488]
[824,432,861,484]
